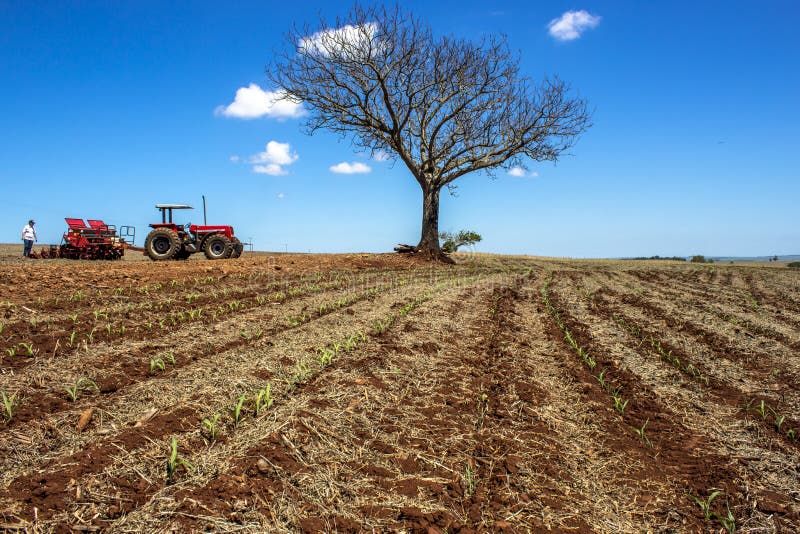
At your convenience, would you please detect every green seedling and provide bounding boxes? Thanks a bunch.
[631,418,652,448]
[717,502,736,533]
[202,413,221,439]
[64,377,98,402]
[463,461,476,497]
[318,348,334,366]
[688,490,720,520]
[2,390,23,420]
[93,310,108,321]
[166,437,194,482]
[774,414,786,431]
[5,346,17,359]
[18,342,34,356]
[613,394,629,415]
[596,369,608,390]
[150,358,166,373]
[68,330,78,348]
[186,293,199,304]
[69,313,79,323]
[254,384,273,415]
[231,393,247,427]
[163,352,176,365]
[288,361,310,387]
[748,399,769,419]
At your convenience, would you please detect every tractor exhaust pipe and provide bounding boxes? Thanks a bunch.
[202,195,207,225]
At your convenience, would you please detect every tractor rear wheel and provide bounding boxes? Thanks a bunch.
[203,234,232,260]
[145,228,180,261]
[231,237,243,259]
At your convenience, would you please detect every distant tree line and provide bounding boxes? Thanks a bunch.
[625,256,687,262]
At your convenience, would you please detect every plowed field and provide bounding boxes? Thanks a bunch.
[1,254,798,532]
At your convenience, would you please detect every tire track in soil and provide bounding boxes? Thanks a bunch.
[554,276,800,525]
[545,272,748,531]
[0,271,485,528]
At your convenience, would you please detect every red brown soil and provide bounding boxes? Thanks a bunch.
[0,255,798,531]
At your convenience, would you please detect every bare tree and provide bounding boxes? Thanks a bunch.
[269,4,591,261]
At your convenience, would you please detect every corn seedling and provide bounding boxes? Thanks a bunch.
[463,461,476,497]
[202,413,221,439]
[165,437,194,482]
[747,399,769,419]
[632,418,652,448]
[288,361,310,387]
[68,331,78,348]
[163,352,176,365]
[688,490,722,520]
[5,346,16,359]
[1,390,23,420]
[231,393,247,427]
[69,313,79,323]
[186,293,199,304]
[318,347,334,366]
[596,369,608,390]
[150,357,166,374]
[613,394,629,415]
[64,377,98,402]
[372,316,394,335]
[254,384,273,415]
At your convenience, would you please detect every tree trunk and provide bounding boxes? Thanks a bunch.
[416,184,454,263]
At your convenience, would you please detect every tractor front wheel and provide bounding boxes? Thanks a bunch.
[145,228,180,261]
[203,234,232,260]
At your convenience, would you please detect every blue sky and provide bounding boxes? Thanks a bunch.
[1,1,798,257]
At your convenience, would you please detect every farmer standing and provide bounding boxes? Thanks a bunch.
[21,219,37,257]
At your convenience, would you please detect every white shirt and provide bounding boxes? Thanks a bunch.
[22,224,36,241]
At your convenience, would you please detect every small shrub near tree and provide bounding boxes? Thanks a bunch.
[788,262,800,269]
[690,255,714,264]
[440,230,482,253]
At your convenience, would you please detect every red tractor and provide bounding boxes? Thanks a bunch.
[144,204,243,261]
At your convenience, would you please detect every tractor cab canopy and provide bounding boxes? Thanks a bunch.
[155,204,193,224]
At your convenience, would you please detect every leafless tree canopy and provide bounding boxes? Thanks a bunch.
[269,4,591,258]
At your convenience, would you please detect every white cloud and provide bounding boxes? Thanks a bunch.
[548,10,601,41]
[372,150,391,162]
[508,167,539,178]
[229,155,240,163]
[329,161,372,174]
[253,164,287,176]
[215,84,304,119]
[249,141,298,176]
[299,23,378,57]
[276,193,285,200]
